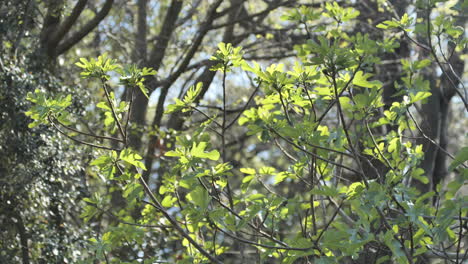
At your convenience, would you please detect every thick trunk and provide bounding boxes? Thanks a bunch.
[414,76,441,193]
[134,0,147,65]
[128,0,184,150]
[431,47,464,192]
[432,100,449,189]
[414,8,465,194]
[39,0,114,61]
[353,1,409,263]
[40,0,64,58]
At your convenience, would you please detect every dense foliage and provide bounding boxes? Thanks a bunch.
[2,0,467,263]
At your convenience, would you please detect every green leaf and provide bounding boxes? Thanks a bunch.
[25,89,73,127]
[241,174,255,193]
[75,53,119,80]
[411,168,428,184]
[240,168,256,175]
[259,166,276,175]
[210,42,244,71]
[138,84,149,99]
[96,101,111,110]
[123,182,144,201]
[376,20,400,29]
[449,147,468,171]
[118,64,156,99]
[246,193,266,202]
[346,182,365,199]
[187,186,211,210]
[353,94,369,108]
[165,150,181,157]
[183,82,203,104]
[353,71,382,89]
[414,59,431,70]
[274,171,294,185]
[80,205,99,223]
[376,256,390,264]
[90,152,117,179]
[410,91,431,103]
[164,99,185,114]
[310,185,340,197]
[120,148,147,170]
[161,195,176,207]
[190,142,220,161]
[75,58,90,69]
[416,191,435,205]
[324,2,360,23]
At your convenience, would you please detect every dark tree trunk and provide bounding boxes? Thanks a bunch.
[128,0,184,150]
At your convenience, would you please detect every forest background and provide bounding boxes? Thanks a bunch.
[0,0,467,263]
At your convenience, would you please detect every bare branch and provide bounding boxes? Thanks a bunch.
[49,0,88,46]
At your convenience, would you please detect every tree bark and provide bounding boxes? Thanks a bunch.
[39,0,114,60]
[128,0,184,150]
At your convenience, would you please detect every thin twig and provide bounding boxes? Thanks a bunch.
[407,109,462,166]
[226,80,261,130]
[101,80,126,142]
[52,116,123,142]
[49,116,118,151]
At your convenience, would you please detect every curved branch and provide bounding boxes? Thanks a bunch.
[49,116,118,151]
[57,0,114,55]
[49,0,88,46]
[133,167,223,264]
[51,116,123,143]
[142,0,223,180]
[406,109,463,167]
[147,0,183,71]
[269,127,362,176]
[213,222,319,252]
